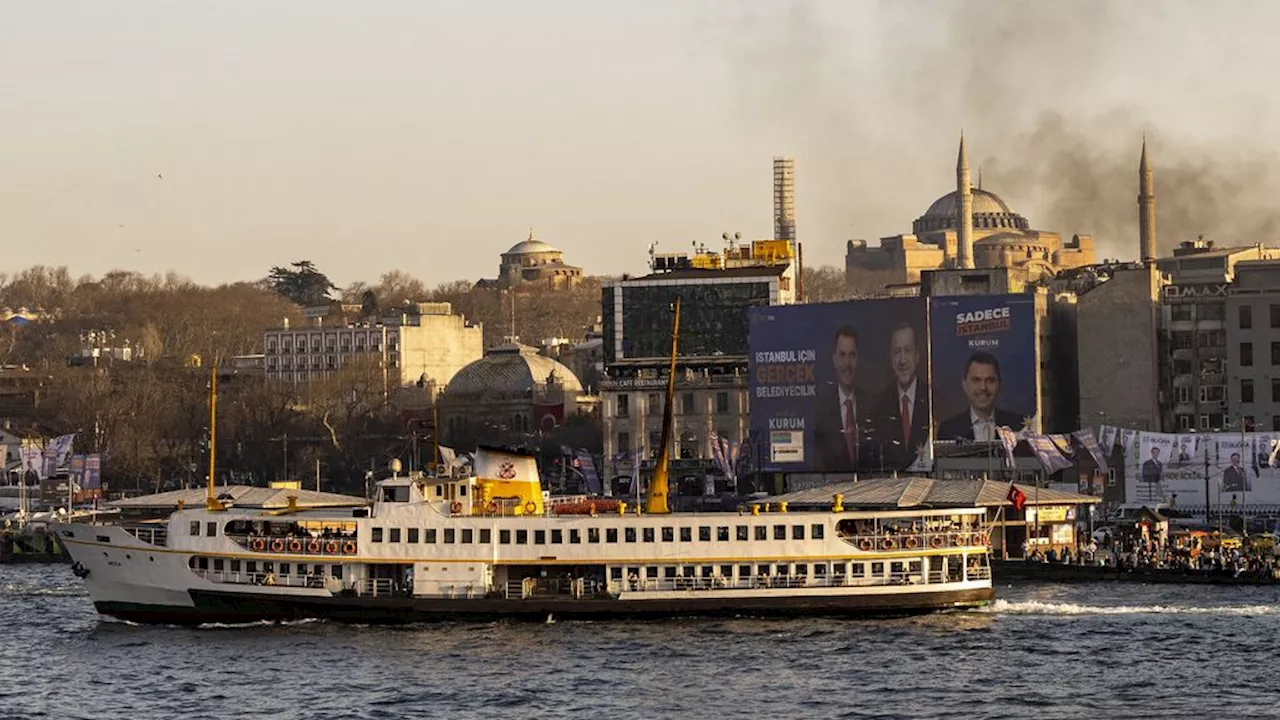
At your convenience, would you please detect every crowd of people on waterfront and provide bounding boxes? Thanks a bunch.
[1024,530,1280,581]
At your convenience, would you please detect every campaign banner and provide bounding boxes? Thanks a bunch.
[1119,429,1137,453]
[929,295,1038,443]
[1173,434,1198,467]
[1097,425,1118,452]
[1073,428,1109,474]
[1121,432,1280,506]
[84,454,102,489]
[749,298,930,473]
[1025,434,1073,475]
[19,443,44,482]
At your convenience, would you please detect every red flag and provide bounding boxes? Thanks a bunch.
[1007,484,1027,511]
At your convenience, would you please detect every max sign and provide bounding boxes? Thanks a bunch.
[1163,284,1228,302]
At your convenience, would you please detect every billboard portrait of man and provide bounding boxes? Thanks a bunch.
[813,325,875,472]
[1223,452,1251,492]
[1142,446,1164,485]
[871,322,929,469]
[936,352,1025,442]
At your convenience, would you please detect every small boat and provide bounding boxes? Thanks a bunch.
[55,301,993,625]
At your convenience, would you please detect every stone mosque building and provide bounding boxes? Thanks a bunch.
[476,229,584,291]
[845,137,1097,294]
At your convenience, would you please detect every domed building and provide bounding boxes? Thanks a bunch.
[485,229,583,290]
[438,341,597,447]
[845,138,1095,293]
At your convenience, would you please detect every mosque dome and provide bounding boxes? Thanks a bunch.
[912,188,1031,235]
[504,229,561,257]
[443,342,583,399]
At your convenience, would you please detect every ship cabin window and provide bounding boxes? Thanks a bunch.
[680,527,692,542]
[643,528,655,543]
[662,527,674,542]
[190,521,200,536]
[588,528,600,543]
[833,562,847,578]
[663,566,678,579]
[390,528,402,543]
[775,564,789,576]
[699,526,711,542]
[811,524,824,540]
[444,529,456,544]
[206,522,217,537]
[426,529,437,543]
[435,485,443,497]
[890,561,905,575]
[331,565,342,579]
[499,530,511,544]
[739,564,752,578]
[552,529,564,544]
[516,530,528,545]
[459,485,467,496]
[462,529,473,544]
[700,565,713,577]
[230,560,241,572]
[535,530,547,544]
[909,560,922,574]
[408,529,419,543]
[247,561,258,573]
[755,526,767,541]
[737,526,749,541]
[792,525,804,540]
[213,559,224,571]
[870,562,884,576]
[625,528,637,543]
[383,485,410,502]
[680,566,695,578]
[372,528,384,543]
[814,563,827,577]
[479,529,491,544]
[720,565,733,578]
[645,567,658,578]
[795,564,808,576]
[611,567,623,580]
[280,563,291,576]
[606,528,618,543]
[773,525,786,540]
[756,564,770,577]
[717,526,729,541]
[262,562,273,573]
[197,557,209,570]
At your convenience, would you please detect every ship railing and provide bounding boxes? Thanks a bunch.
[611,571,948,594]
[192,568,335,590]
[966,565,992,581]
[123,526,168,547]
[356,578,399,598]
[840,530,991,552]
[227,533,359,556]
[504,577,605,599]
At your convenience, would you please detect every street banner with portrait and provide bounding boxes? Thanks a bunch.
[1073,428,1109,474]
[1119,429,1137,454]
[749,298,930,473]
[1173,434,1198,467]
[1097,425,1117,452]
[1025,434,1073,475]
[1121,432,1280,506]
[929,295,1038,443]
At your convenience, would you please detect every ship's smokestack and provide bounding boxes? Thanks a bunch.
[1139,138,1157,264]
[956,135,974,269]
[773,156,795,242]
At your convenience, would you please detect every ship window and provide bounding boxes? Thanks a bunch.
[461,529,473,544]
[757,564,770,577]
[755,526,767,541]
[909,561,922,574]
[811,524,824,540]
[792,525,804,540]
[516,530,528,545]
[552,529,564,544]
[606,528,618,543]
[700,565,713,577]
[499,530,511,544]
[662,527,674,542]
[197,557,209,570]
[720,564,733,578]
[372,528,384,543]
[773,525,785,540]
[739,564,752,578]
[588,528,600,543]
[280,563,290,576]
[207,522,217,537]
[698,526,711,541]
[213,559,224,571]
[444,529,456,544]
[680,527,692,542]
[814,563,827,577]
[736,525,748,541]
[230,560,241,572]
[625,528,637,543]
[247,561,258,573]
[680,566,695,578]
[775,564,789,576]
[390,528,402,543]
[190,521,200,536]
[610,567,623,580]
[568,529,581,544]
[890,561,905,574]
[479,529,491,544]
[435,485,443,497]
[425,529,437,543]
[330,565,343,579]
[663,566,677,579]
[408,528,419,543]
[643,528,655,543]
[871,562,884,576]
[717,526,729,541]
[535,530,547,544]
[795,564,808,576]
[460,485,467,496]
[833,562,847,577]
[645,567,658,578]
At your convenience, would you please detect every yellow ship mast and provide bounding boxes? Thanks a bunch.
[645,297,680,514]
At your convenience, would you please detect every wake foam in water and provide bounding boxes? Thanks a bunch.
[982,599,1280,616]
[2,582,86,597]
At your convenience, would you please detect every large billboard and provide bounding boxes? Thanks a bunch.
[929,295,1039,442]
[604,278,775,365]
[749,298,930,473]
[1122,432,1280,506]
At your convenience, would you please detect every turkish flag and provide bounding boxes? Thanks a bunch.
[1007,484,1027,511]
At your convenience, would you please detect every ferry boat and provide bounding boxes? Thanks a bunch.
[54,300,993,624]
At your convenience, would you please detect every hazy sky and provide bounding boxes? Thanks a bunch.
[4,1,1280,287]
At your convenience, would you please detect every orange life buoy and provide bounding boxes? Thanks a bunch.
[486,501,498,514]
[325,540,339,554]
[929,535,944,549]
[288,539,302,553]
[306,539,321,554]
[858,538,873,552]
[524,500,537,515]
[905,536,920,550]
[251,537,266,552]
[974,533,987,546]
[270,538,285,552]
[342,541,356,555]
[881,537,896,551]
[450,501,462,514]
[953,535,965,547]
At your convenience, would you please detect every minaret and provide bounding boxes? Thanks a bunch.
[956,134,975,269]
[1138,138,1157,264]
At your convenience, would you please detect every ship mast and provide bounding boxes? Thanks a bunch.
[206,364,225,512]
[645,297,680,514]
